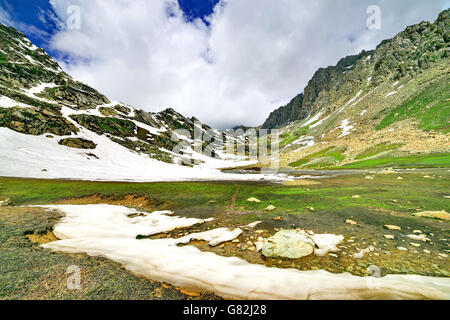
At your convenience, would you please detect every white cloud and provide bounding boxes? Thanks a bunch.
[46,0,446,129]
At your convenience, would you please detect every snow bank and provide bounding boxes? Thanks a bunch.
[0,95,35,108]
[177,228,243,247]
[346,90,362,105]
[0,127,284,182]
[338,119,354,138]
[386,91,397,97]
[301,112,323,127]
[40,205,450,300]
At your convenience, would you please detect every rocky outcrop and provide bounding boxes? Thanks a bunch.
[262,230,315,259]
[0,107,78,136]
[58,138,97,149]
[261,9,450,129]
[70,114,136,137]
[44,75,110,109]
[261,94,304,129]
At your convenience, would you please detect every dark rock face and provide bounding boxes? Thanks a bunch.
[261,8,450,129]
[262,94,304,129]
[69,114,136,137]
[58,138,97,149]
[0,107,78,136]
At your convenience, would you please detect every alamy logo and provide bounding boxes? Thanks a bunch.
[67,5,81,30]
[67,265,81,290]
[367,5,381,30]
[171,122,280,171]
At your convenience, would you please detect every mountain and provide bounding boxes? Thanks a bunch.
[262,9,449,169]
[261,93,303,129]
[0,23,253,181]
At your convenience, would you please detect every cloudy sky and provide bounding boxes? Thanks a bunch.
[1,0,449,129]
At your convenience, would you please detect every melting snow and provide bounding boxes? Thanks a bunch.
[360,110,367,116]
[38,204,450,300]
[346,90,362,105]
[0,127,285,182]
[310,115,330,129]
[289,136,315,152]
[0,95,35,108]
[385,91,397,97]
[301,112,323,127]
[338,119,354,138]
[25,83,58,95]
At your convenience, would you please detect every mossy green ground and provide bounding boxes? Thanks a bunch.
[335,152,450,169]
[289,146,345,168]
[377,73,450,133]
[1,171,449,299]
[355,143,403,160]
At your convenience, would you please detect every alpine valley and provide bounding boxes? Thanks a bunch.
[0,8,449,301]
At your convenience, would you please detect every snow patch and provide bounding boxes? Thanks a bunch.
[39,204,450,300]
[385,91,397,97]
[0,95,35,108]
[346,90,362,105]
[0,127,283,182]
[301,112,323,127]
[338,119,354,138]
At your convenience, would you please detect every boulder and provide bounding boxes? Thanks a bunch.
[0,198,10,206]
[412,210,450,221]
[265,205,276,211]
[384,225,401,230]
[58,138,97,149]
[247,197,261,203]
[262,230,315,259]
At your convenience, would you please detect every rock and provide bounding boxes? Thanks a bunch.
[423,175,432,178]
[98,107,119,117]
[412,210,450,221]
[397,246,408,251]
[0,198,10,206]
[378,168,397,174]
[58,138,97,149]
[384,225,401,230]
[254,241,264,252]
[384,235,395,239]
[346,219,357,225]
[261,230,315,259]
[247,221,262,228]
[365,176,374,180]
[247,197,261,203]
[352,195,361,199]
[272,216,281,221]
[413,230,422,234]
[407,234,430,242]
[255,230,264,234]
[410,243,421,247]
[423,250,431,254]
[353,247,374,259]
[438,253,448,258]
[329,253,338,258]
[397,176,404,180]
[307,207,315,212]
[265,205,276,211]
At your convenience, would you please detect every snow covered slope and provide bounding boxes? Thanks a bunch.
[0,23,266,182]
